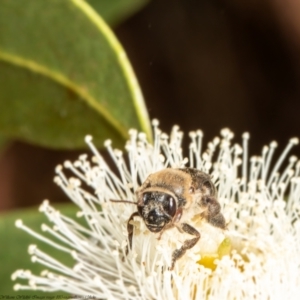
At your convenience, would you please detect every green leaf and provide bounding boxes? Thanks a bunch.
[86,0,149,26]
[0,204,78,295]
[0,0,151,149]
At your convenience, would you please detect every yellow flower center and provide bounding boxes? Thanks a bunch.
[197,237,232,270]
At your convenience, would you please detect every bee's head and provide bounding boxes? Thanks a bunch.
[137,192,177,232]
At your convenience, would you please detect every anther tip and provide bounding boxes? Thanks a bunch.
[85,135,93,143]
[15,219,23,228]
[104,139,112,147]
[152,119,159,126]
[290,137,299,145]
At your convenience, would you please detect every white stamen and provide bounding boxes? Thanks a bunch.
[12,124,300,299]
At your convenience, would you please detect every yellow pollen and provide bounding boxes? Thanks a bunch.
[197,237,232,270]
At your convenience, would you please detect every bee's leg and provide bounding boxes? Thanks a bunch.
[170,223,200,270]
[126,211,140,255]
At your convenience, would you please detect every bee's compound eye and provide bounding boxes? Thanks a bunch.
[164,196,177,217]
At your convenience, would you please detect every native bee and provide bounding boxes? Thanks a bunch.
[112,168,226,270]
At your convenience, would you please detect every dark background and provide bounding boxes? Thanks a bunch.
[1,0,300,210]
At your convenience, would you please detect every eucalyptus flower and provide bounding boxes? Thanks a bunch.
[12,121,300,299]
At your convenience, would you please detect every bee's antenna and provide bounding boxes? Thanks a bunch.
[110,199,138,205]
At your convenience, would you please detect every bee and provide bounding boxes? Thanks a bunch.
[112,168,226,270]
